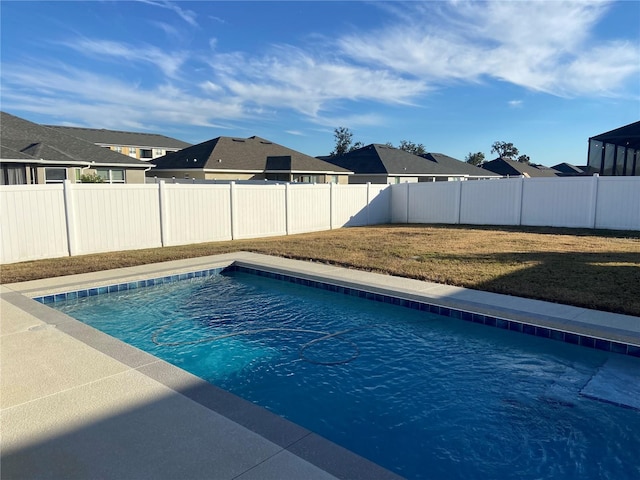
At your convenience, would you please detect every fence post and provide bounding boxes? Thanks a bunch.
[590,174,599,229]
[405,182,410,224]
[330,182,335,230]
[455,181,462,224]
[516,175,525,226]
[62,180,78,256]
[366,182,371,225]
[285,182,291,235]
[229,181,237,240]
[158,180,168,247]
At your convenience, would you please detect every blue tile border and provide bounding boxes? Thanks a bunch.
[32,264,639,359]
[32,267,225,305]
[228,265,640,358]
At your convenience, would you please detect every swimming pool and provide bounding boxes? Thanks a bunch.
[51,268,640,479]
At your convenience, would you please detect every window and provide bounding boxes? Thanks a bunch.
[128,147,137,158]
[96,168,126,183]
[587,140,603,173]
[140,149,153,159]
[153,148,165,157]
[45,168,67,183]
[294,174,321,183]
[615,146,626,176]
[602,143,616,176]
[1,164,27,185]
[626,148,637,176]
[112,146,123,153]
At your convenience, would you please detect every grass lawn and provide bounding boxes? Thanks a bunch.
[2,224,639,317]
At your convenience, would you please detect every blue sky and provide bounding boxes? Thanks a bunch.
[1,1,639,166]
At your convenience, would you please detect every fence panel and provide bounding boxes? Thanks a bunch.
[71,184,162,255]
[232,184,287,239]
[332,184,370,227]
[368,185,392,225]
[595,177,640,230]
[287,184,331,234]
[520,177,595,228]
[390,183,409,223]
[0,185,68,263]
[408,182,459,224]
[459,179,522,225]
[162,184,232,246]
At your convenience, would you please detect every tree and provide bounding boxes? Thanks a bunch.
[491,141,519,159]
[79,172,104,183]
[398,140,426,155]
[465,152,485,166]
[330,127,362,156]
[517,154,531,164]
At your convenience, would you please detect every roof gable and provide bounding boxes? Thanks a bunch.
[0,112,150,167]
[151,136,351,174]
[482,157,559,177]
[46,125,191,149]
[420,152,500,177]
[325,145,498,176]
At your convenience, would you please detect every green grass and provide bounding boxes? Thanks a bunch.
[2,224,639,316]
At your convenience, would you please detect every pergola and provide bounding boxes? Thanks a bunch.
[587,121,640,176]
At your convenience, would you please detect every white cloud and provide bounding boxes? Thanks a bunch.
[0,64,246,130]
[3,0,636,138]
[206,46,428,117]
[338,0,639,97]
[137,0,198,27]
[62,39,188,79]
[285,130,305,136]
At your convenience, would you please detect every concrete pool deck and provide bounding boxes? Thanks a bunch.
[2,252,639,479]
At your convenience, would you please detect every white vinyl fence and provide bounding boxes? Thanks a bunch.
[0,181,391,264]
[1,176,637,265]
[391,175,640,231]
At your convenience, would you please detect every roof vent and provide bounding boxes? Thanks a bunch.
[232,138,245,142]
[260,141,273,144]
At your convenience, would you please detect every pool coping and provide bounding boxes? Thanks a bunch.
[3,252,640,479]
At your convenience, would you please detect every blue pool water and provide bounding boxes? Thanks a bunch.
[53,271,640,479]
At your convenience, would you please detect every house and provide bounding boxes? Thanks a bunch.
[148,135,352,183]
[586,121,639,176]
[480,157,560,178]
[0,112,152,184]
[551,163,586,176]
[46,126,191,160]
[323,144,500,183]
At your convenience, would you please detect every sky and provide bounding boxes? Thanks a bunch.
[1,1,639,166]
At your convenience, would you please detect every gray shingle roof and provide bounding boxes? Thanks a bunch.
[150,136,352,174]
[325,144,498,177]
[551,163,586,175]
[481,157,560,177]
[0,112,150,167]
[46,126,191,150]
[420,152,500,177]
